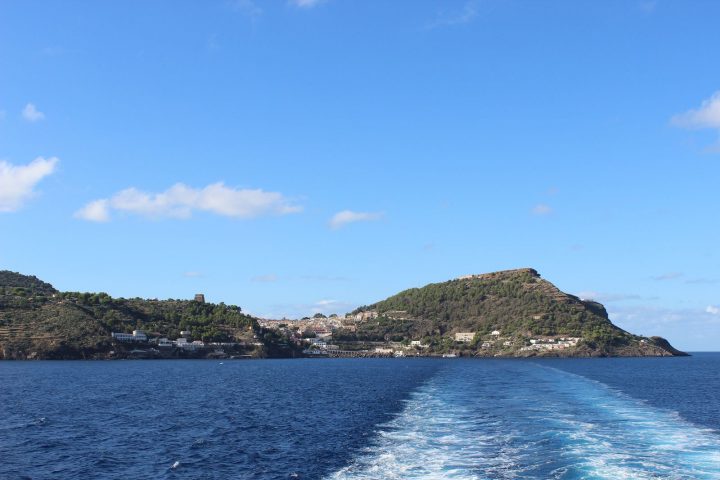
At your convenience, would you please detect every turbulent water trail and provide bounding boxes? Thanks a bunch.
[327,361,720,480]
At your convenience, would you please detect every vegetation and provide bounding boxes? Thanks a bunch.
[0,270,294,359]
[350,268,682,356]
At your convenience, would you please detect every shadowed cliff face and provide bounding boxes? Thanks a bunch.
[349,268,686,357]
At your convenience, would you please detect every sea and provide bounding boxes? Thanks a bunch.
[1,354,719,479]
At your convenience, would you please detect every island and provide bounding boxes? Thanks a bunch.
[0,268,686,360]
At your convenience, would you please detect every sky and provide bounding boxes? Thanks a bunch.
[1,0,719,350]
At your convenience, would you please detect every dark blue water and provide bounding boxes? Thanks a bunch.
[1,355,719,479]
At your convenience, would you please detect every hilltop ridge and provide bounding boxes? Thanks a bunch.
[343,268,685,357]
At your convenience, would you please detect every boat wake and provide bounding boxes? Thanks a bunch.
[326,361,720,479]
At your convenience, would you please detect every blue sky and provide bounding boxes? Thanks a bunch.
[1,0,719,350]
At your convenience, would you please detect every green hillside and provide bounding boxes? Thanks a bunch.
[0,271,294,359]
[347,268,685,357]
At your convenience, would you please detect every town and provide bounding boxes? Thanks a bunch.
[109,302,585,359]
[254,309,584,358]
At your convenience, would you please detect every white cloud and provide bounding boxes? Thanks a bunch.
[672,92,720,130]
[671,91,720,150]
[76,182,302,222]
[706,305,720,315]
[531,204,552,215]
[329,210,383,229]
[290,0,326,8]
[428,0,479,28]
[22,103,45,122]
[74,199,110,222]
[183,271,204,278]
[0,157,58,212]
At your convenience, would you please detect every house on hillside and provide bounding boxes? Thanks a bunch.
[454,332,475,343]
[111,330,147,342]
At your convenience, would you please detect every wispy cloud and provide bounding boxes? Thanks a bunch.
[311,299,352,315]
[229,0,262,19]
[577,291,644,303]
[329,210,383,229]
[531,204,552,216]
[252,274,278,283]
[428,0,479,29]
[639,1,657,14]
[183,271,204,278]
[0,157,58,212]
[652,272,683,281]
[298,274,349,282]
[22,103,45,122]
[686,278,720,285]
[671,91,720,151]
[75,182,302,222]
[259,298,355,319]
[706,305,720,315]
[290,0,326,8]
[607,304,720,350]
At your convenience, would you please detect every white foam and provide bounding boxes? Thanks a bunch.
[326,362,720,479]
[326,377,523,480]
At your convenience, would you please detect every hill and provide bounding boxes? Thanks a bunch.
[0,271,297,360]
[344,268,685,357]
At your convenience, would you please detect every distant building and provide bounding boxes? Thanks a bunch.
[111,330,147,342]
[194,293,205,303]
[180,330,191,337]
[353,311,378,322]
[491,330,501,336]
[454,332,475,343]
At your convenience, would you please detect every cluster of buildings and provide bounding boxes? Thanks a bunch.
[110,327,261,352]
[259,308,586,356]
[519,337,581,352]
[111,329,207,349]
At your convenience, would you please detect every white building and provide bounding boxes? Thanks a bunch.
[454,332,475,343]
[490,330,501,336]
[111,330,147,342]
